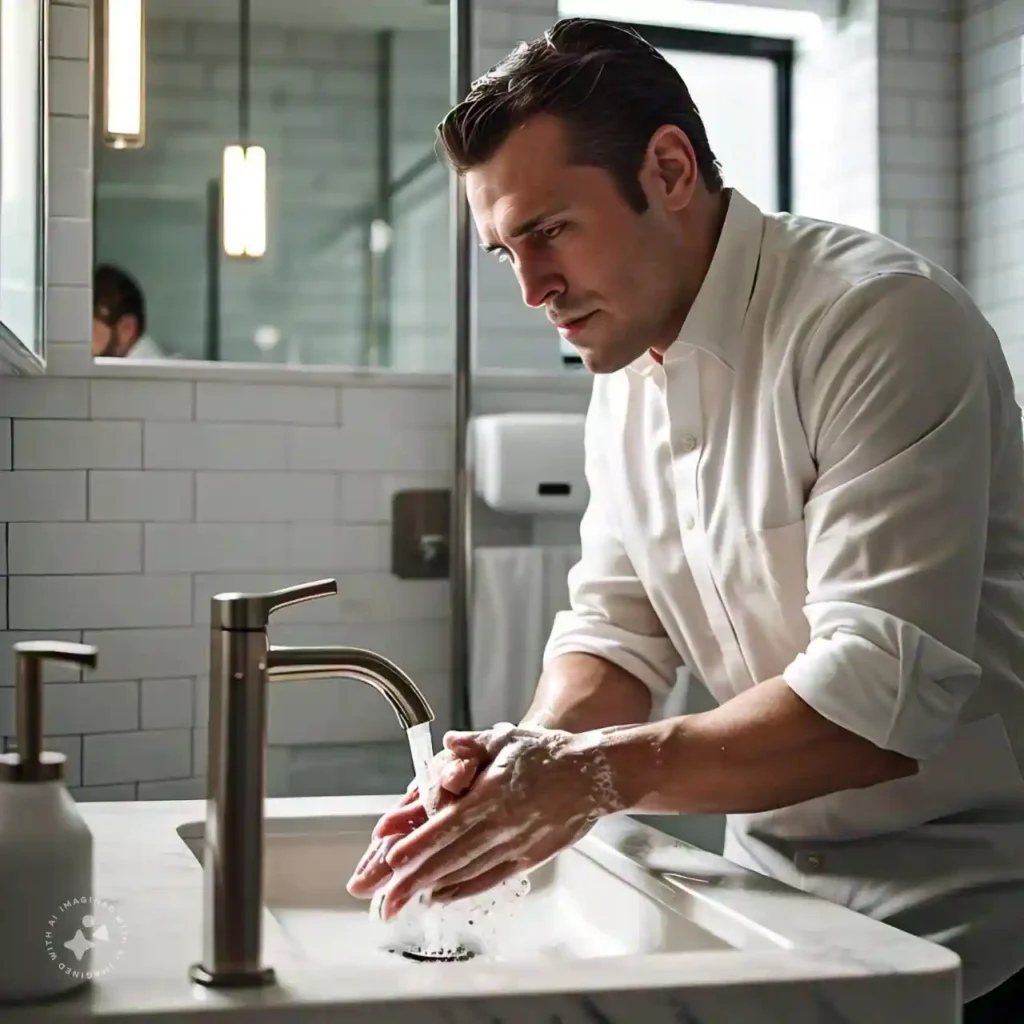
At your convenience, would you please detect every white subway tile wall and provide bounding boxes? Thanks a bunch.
[793,0,881,232]
[878,0,961,272]
[3,0,1021,802]
[792,0,961,273]
[963,0,1024,380]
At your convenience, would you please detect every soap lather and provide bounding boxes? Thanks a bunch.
[0,640,102,1005]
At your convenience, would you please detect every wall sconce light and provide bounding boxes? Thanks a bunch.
[221,144,266,259]
[102,0,146,149]
[221,0,265,258]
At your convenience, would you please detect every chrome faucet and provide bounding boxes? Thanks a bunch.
[188,578,434,989]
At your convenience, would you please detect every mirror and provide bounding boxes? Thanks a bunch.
[0,0,48,372]
[91,0,452,370]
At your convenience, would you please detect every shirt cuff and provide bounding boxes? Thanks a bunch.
[543,609,679,698]
[782,607,982,761]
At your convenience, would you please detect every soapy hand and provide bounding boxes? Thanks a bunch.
[373,724,622,920]
[346,741,487,899]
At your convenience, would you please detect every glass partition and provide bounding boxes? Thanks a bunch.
[0,0,48,371]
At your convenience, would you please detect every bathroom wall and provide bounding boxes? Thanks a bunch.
[876,0,961,276]
[794,0,960,274]
[962,0,1024,380]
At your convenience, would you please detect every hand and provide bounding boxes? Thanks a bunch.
[376,724,623,920]
[346,738,489,898]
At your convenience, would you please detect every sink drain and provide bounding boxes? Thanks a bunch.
[388,943,476,963]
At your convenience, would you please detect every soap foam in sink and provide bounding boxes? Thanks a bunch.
[369,874,532,962]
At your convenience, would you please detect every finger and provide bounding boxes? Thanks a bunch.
[431,860,521,905]
[371,787,421,838]
[373,800,428,838]
[444,725,513,758]
[346,854,391,898]
[437,756,480,795]
[380,822,489,919]
[384,797,482,874]
[422,773,476,818]
[443,730,488,752]
[346,833,404,897]
[425,843,520,895]
[351,834,384,879]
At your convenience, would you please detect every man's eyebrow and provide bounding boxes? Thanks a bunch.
[480,206,569,253]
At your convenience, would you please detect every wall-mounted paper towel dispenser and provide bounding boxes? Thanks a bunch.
[472,412,589,515]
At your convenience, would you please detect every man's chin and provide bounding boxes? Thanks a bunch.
[576,346,633,375]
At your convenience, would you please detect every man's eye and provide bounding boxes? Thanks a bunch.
[541,223,564,240]
[497,250,512,264]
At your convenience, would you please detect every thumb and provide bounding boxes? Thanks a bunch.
[437,754,479,795]
[443,730,488,755]
[444,721,516,758]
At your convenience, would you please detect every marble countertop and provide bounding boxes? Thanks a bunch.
[0,795,962,1023]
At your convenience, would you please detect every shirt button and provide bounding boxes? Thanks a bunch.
[795,851,824,873]
[683,514,696,531]
[680,435,698,452]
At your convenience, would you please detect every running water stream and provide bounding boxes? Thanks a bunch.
[402,722,448,956]
[384,721,531,962]
[406,721,434,797]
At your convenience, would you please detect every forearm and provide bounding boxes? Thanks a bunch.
[520,653,654,733]
[593,675,917,815]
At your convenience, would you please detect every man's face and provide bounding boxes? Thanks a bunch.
[92,310,138,357]
[466,114,692,373]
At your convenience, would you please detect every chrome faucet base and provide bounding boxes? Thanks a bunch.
[188,964,276,989]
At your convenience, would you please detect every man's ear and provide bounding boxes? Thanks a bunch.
[114,313,140,352]
[642,124,698,213]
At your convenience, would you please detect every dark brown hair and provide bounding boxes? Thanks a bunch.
[437,18,723,213]
[94,263,146,335]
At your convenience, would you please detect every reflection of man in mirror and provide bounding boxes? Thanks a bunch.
[92,264,164,359]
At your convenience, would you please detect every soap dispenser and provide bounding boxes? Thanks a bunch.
[0,640,100,1006]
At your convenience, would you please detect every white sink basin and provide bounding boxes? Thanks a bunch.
[178,812,768,967]
[169,800,960,1021]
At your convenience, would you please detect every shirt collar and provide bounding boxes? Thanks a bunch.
[629,188,766,377]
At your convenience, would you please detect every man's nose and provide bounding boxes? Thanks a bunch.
[516,262,563,309]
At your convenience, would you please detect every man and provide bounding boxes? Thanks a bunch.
[93,263,164,359]
[348,18,1024,1017]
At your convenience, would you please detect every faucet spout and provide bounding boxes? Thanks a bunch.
[267,645,434,729]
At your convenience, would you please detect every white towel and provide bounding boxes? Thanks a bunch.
[469,545,581,730]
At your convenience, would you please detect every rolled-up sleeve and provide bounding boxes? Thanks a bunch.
[543,384,682,697]
[783,273,992,762]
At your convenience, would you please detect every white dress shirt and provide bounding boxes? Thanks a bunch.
[123,334,165,360]
[543,187,1024,1002]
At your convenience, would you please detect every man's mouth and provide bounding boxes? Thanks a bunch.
[555,312,596,338]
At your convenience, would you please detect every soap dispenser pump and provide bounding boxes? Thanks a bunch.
[0,640,100,1006]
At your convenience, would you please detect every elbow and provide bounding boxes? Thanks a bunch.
[783,618,982,763]
[850,738,919,790]
[544,609,681,699]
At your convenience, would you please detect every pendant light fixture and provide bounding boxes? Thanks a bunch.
[222,0,266,258]
[101,0,146,149]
